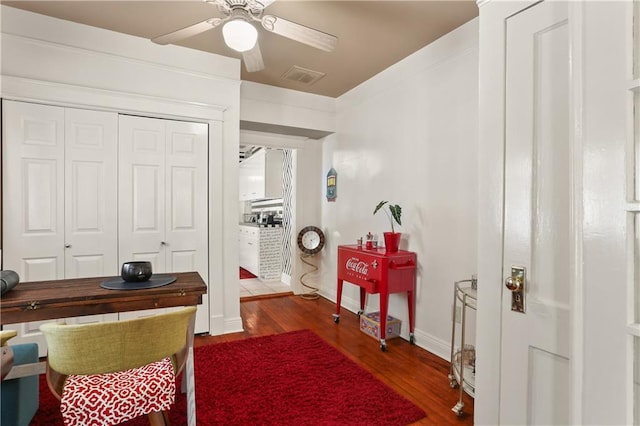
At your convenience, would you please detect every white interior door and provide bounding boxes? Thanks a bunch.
[65,108,118,278]
[2,101,65,355]
[119,115,209,333]
[2,100,65,281]
[2,102,119,354]
[119,115,167,272]
[165,120,209,332]
[501,2,571,424]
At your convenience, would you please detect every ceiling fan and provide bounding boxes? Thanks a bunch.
[151,0,338,73]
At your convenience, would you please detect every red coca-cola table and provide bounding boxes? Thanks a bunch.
[334,244,417,351]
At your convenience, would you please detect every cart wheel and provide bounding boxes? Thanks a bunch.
[447,374,457,388]
[451,401,464,416]
[409,334,415,345]
[332,314,340,324]
[357,310,363,317]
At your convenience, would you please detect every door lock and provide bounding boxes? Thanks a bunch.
[505,266,526,313]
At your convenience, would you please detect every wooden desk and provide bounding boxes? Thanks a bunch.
[0,272,205,324]
[0,271,206,426]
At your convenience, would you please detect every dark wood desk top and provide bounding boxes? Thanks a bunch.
[0,272,206,325]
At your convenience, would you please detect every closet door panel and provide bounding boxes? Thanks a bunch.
[171,167,197,229]
[133,165,162,231]
[65,108,118,278]
[171,250,197,272]
[166,120,209,333]
[165,120,208,276]
[118,116,209,334]
[1,101,120,356]
[22,256,59,282]
[2,100,65,280]
[119,115,166,272]
[24,161,58,235]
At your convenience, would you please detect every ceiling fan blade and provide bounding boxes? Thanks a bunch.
[261,15,337,52]
[254,0,276,9]
[242,42,265,72]
[152,18,222,45]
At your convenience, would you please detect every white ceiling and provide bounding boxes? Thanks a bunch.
[2,0,479,98]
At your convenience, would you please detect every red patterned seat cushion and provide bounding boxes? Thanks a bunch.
[60,357,175,426]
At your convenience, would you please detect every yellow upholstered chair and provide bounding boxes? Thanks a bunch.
[40,306,196,426]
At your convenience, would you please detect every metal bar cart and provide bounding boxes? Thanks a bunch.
[448,276,477,416]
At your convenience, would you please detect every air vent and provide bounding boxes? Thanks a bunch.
[281,65,326,85]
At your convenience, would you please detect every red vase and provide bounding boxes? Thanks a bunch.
[383,232,401,253]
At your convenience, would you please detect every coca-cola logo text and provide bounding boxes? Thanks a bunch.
[346,257,368,275]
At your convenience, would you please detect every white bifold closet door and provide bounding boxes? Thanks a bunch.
[118,115,209,333]
[2,100,119,355]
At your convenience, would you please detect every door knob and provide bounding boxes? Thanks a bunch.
[505,266,526,313]
[64,244,71,248]
[505,275,522,291]
[160,241,167,246]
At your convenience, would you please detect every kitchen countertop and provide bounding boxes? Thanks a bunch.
[239,223,283,228]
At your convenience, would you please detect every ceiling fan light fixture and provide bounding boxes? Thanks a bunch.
[222,19,258,52]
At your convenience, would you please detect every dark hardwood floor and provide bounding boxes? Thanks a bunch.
[194,294,474,425]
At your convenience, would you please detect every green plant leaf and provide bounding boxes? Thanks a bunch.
[373,200,388,215]
[373,200,402,233]
[389,205,402,226]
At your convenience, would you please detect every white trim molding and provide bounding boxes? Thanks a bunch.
[1,75,229,122]
[569,2,585,424]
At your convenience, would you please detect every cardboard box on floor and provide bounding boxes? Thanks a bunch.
[359,312,401,340]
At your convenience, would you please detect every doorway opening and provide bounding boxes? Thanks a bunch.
[238,144,295,299]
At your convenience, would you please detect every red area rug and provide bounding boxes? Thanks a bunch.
[32,330,425,425]
[239,267,257,279]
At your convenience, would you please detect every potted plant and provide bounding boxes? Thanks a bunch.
[373,200,402,253]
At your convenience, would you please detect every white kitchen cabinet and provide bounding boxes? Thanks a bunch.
[238,225,283,280]
[239,148,283,201]
[239,225,260,276]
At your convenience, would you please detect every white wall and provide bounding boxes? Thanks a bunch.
[241,81,336,134]
[320,18,479,358]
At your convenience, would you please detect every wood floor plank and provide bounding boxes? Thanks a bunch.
[194,295,474,425]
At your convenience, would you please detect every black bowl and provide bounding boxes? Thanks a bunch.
[121,261,152,282]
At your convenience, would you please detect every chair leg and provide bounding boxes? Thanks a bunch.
[147,411,170,426]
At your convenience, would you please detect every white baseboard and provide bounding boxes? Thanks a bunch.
[223,316,244,334]
[318,290,451,362]
[412,329,450,361]
[207,314,243,336]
